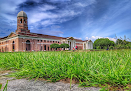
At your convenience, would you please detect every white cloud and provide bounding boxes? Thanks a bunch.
[127,38,131,42]
[74,0,96,7]
[85,36,103,40]
[106,37,117,43]
[29,12,58,23]
[85,36,117,42]
[28,6,82,25]
[0,0,26,13]
[34,29,63,36]
[38,4,56,11]
[74,37,82,40]
[41,20,54,26]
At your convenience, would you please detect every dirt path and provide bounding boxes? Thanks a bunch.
[0,70,100,91]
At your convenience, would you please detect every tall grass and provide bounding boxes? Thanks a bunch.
[0,50,131,87]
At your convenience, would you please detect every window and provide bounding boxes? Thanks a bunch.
[41,40,42,42]
[20,19,22,23]
[58,41,59,43]
[13,41,15,44]
[50,41,52,43]
[24,19,26,23]
[44,45,46,50]
[53,41,54,43]
[47,40,49,42]
[38,40,39,42]
[44,40,46,42]
[48,47,49,51]
[12,41,15,51]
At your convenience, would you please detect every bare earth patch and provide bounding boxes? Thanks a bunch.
[0,70,100,91]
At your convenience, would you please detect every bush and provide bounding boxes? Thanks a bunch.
[60,43,69,50]
[104,46,107,49]
[93,38,115,49]
[96,46,100,49]
[50,43,60,51]
[109,46,114,49]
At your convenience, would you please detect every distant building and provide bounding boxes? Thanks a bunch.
[0,11,93,52]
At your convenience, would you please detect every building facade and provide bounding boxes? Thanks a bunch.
[0,11,93,52]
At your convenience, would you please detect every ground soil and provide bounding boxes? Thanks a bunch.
[0,70,100,91]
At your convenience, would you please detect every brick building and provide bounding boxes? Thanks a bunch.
[0,11,93,52]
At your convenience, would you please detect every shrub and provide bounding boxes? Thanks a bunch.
[109,46,114,49]
[96,46,100,49]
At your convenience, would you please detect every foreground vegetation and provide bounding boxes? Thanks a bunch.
[93,38,131,50]
[0,49,131,90]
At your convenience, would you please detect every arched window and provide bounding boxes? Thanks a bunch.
[24,19,26,23]
[20,19,22,23]
[26,40,30,51]
[12,41,15,51]
[44,45,46,50]
[48,47,49,51]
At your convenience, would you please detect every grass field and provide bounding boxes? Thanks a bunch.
[0,49,131,90]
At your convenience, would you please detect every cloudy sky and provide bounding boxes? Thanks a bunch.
[0,0,131,42]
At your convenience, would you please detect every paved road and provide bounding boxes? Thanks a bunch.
[0,71,100,91]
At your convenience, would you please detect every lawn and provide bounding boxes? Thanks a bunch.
[0,49,131,90]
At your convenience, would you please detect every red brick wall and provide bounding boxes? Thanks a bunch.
[17,17,28,30]
[0,37,70,52]
[76,43,83,50]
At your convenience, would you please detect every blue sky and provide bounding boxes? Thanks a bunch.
[0,0,131,42]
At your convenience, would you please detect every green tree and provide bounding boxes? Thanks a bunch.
[60,43,69,50]
[109,46,114,49]
[50,43,60,51]
[93,38,115,49]
[116,39,123,45]
[115,39,131,49]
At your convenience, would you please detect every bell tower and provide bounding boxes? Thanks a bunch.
[16,11,30,33]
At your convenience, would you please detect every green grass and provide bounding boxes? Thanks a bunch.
[0,49,131,89]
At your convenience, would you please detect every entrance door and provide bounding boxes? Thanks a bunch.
[70,42,71,49]
[26,40,30,51]
[44,45,46,51]
[12,41,15,51]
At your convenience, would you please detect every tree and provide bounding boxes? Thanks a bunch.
[116,39,123,45]
[50,43,60,51]
[93,38,115,49]
[60,43,69,50]
[109,46,114,50]
[115,39,131,49]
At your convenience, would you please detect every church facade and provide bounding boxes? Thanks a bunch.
[0,11,93,52]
